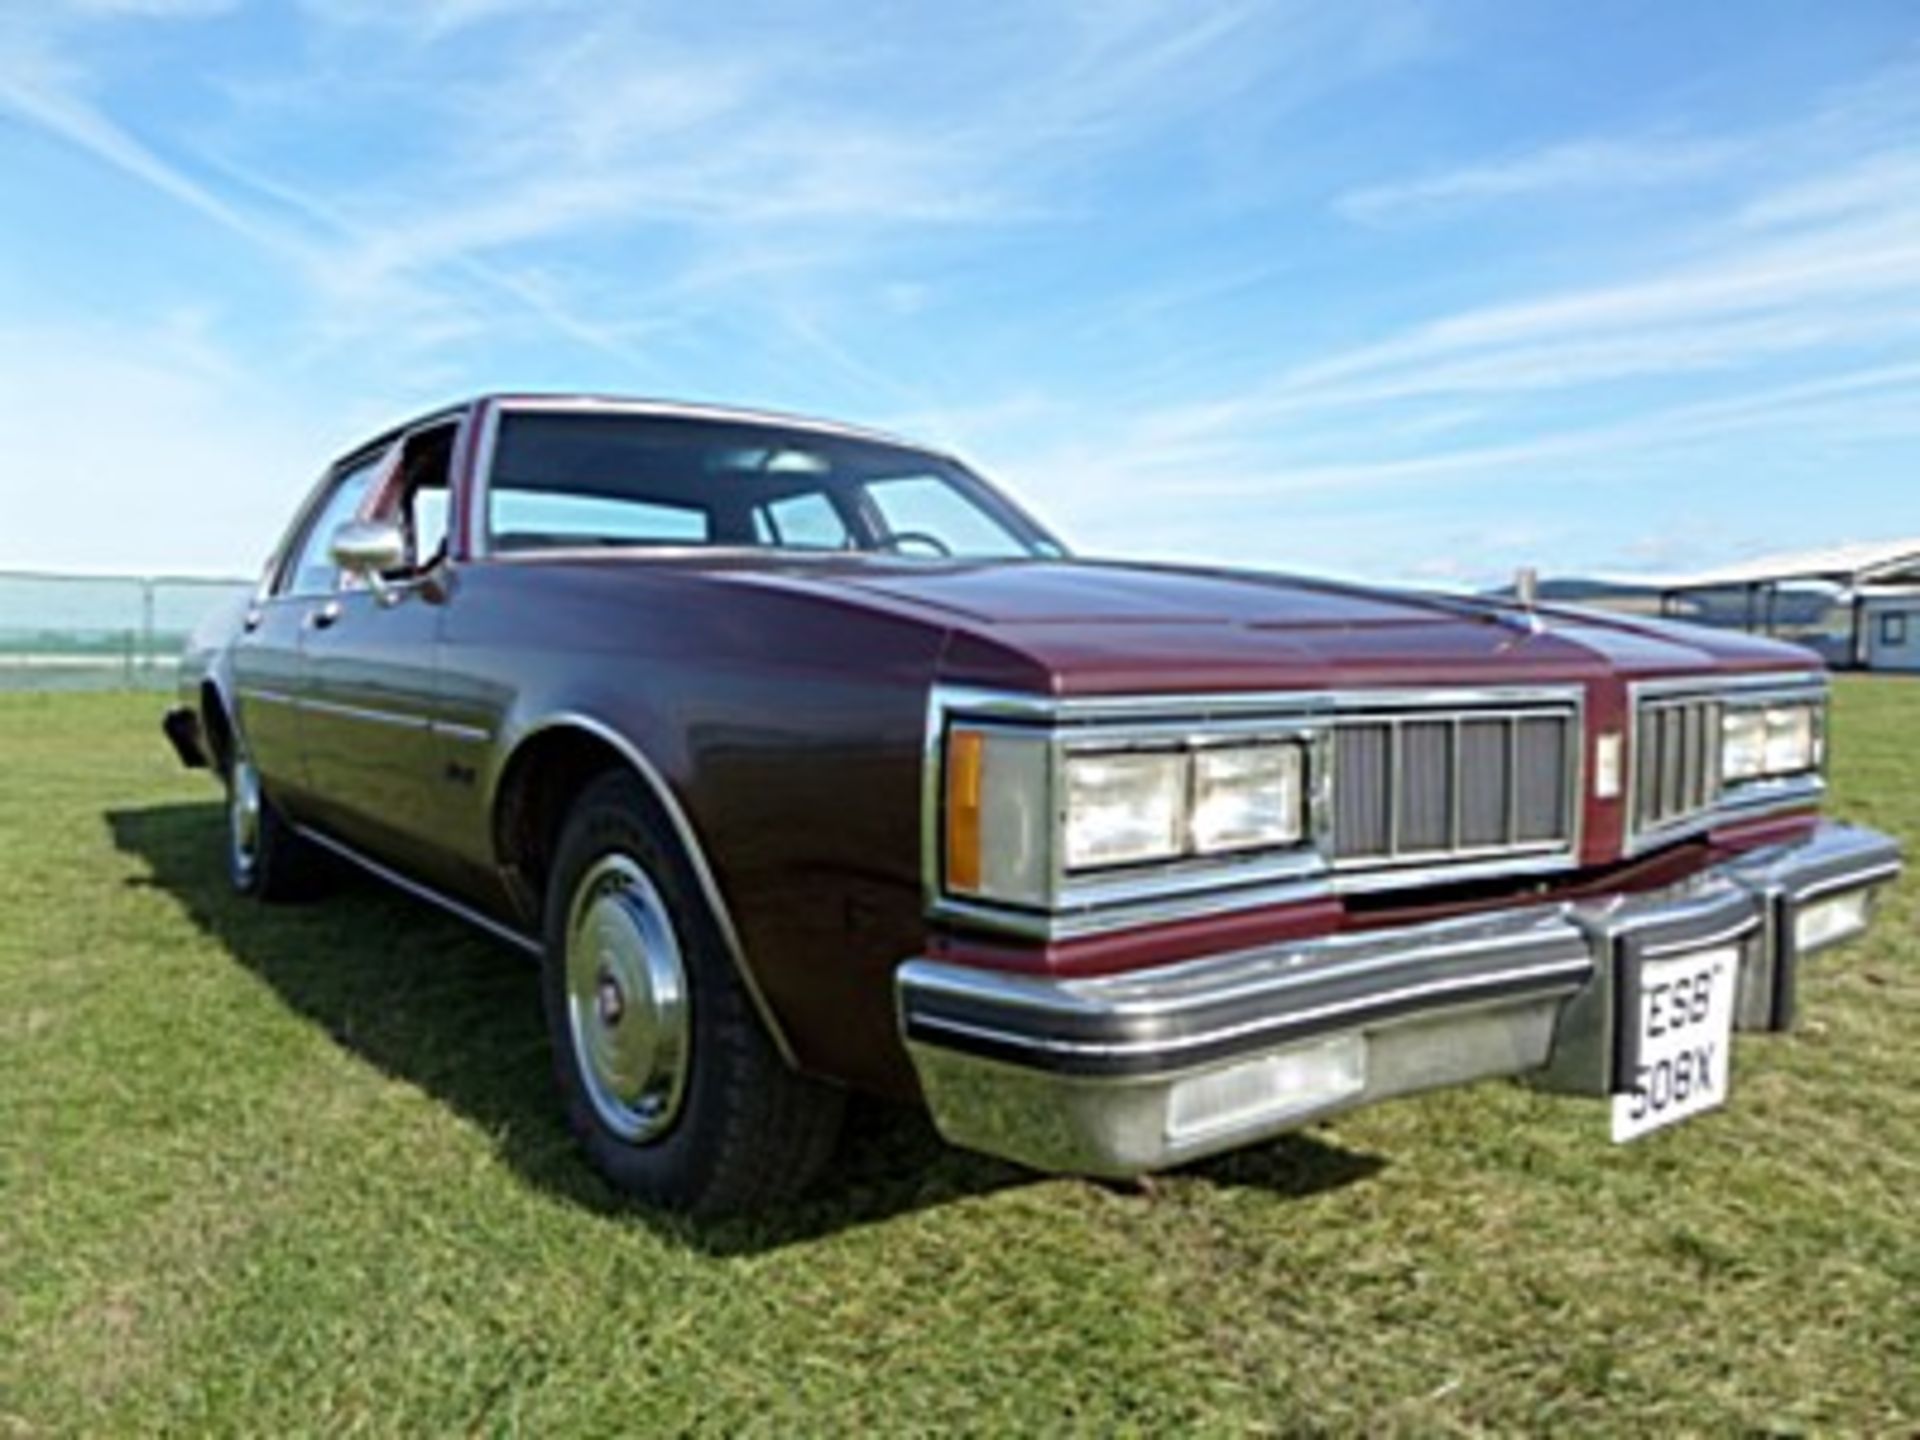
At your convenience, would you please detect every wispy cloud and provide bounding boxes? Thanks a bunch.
[0,20,289,255]
[5,2,1348,393]
[3,3,1915,585]
[1114,143,1920,451]
[1335,135,1742,225]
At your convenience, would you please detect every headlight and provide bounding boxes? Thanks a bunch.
[1190,744,1305,853]
[943,728,1311,906]
[1721,709,1767,782]
[1063,751,1186,870]
[1760,705,1817,774]
[1722,701,1821,783]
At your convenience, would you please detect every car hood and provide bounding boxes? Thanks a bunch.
[693,555,1818,694]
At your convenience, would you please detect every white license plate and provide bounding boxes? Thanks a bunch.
[1611,945,1739,1143]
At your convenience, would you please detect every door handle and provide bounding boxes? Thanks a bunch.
[308,600,342,631]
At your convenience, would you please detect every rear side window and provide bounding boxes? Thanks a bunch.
[280,456,384,596]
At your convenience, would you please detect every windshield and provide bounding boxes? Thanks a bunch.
[484,410,1063,560]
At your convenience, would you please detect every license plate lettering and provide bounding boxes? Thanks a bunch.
[1612,947,1738,1143]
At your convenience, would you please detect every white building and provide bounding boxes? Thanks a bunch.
[1567,539,1920,673]
[1860,584,1920,672]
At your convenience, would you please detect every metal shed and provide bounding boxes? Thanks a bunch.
[1642,539,1920,671]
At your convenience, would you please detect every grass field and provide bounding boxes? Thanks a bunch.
[3,682,1914,1434]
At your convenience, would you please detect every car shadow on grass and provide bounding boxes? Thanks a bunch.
[109,801,1385,1254]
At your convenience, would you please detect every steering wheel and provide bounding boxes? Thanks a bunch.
[875,529,953,558]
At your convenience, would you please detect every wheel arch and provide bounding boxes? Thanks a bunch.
[489,714,797,1066]
[198,678,237,778]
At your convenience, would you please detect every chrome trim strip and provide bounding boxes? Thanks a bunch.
[1793,861,1902,903]
[905,909,1585,1016]
[935,682,1592,726]
[1631,669,1826,698]
[490,712,798,1066]
[301,696,431,730]
[928,849,1591,942]
[294,824,543,958]
[1635,912,1762,960]
[236,686,300,708]
[235,689,490,744]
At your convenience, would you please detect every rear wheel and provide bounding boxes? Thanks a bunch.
[542,771,844,1215]
[225,745,320,901]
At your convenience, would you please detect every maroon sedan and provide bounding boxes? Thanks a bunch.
[166,394,1902,1214]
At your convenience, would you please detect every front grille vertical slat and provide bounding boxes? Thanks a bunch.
[1659,706,1684,822]
[1396,721,1453,853]
[1514,717,1569,842]
[1679,702,1700,815]
[1334,724,1392,860]
[1458,719,1511,848]
[1636,708,1660,823]
[1635,695,1724,834]
[1333,706,1574,864]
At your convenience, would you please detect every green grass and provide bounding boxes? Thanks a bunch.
[3,680,1915,1434]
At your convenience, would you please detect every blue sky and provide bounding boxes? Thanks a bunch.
[1,1,1916,585]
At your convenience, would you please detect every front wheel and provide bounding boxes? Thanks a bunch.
[542,771,844,1215]
[225,748,320,901]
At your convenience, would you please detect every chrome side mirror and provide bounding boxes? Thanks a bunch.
[330,519,407,595]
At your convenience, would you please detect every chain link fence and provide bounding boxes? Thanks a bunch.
[0,570,254,691]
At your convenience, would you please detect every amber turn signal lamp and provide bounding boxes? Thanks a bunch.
[946,728,985,892]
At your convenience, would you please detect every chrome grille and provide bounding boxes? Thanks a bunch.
[1634,694,1723,833]
[1332,709,1576,864]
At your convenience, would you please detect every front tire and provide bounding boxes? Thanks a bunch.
[542,771,844,1215]
[226,748,320,901]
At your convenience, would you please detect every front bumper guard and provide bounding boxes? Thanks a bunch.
[898,821,1902,1177]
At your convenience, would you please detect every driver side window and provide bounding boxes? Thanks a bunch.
[380,424,457,574]
[281,456,384,597]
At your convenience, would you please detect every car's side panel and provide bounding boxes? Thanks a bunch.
[297,584,455,882]
[424,561,948,1093]
[230,597,311,802]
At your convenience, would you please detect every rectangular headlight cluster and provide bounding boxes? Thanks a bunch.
[945,729,1309,907]
[1721,701,1822,784]
[1063,743,1306,870]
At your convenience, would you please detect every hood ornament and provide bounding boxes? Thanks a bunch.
[1512,566,1547,637]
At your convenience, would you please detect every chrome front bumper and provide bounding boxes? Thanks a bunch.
[898,821,1902,1177]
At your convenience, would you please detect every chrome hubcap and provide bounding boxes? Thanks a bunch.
[229,757,262,884]
[565,855,689,1143]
